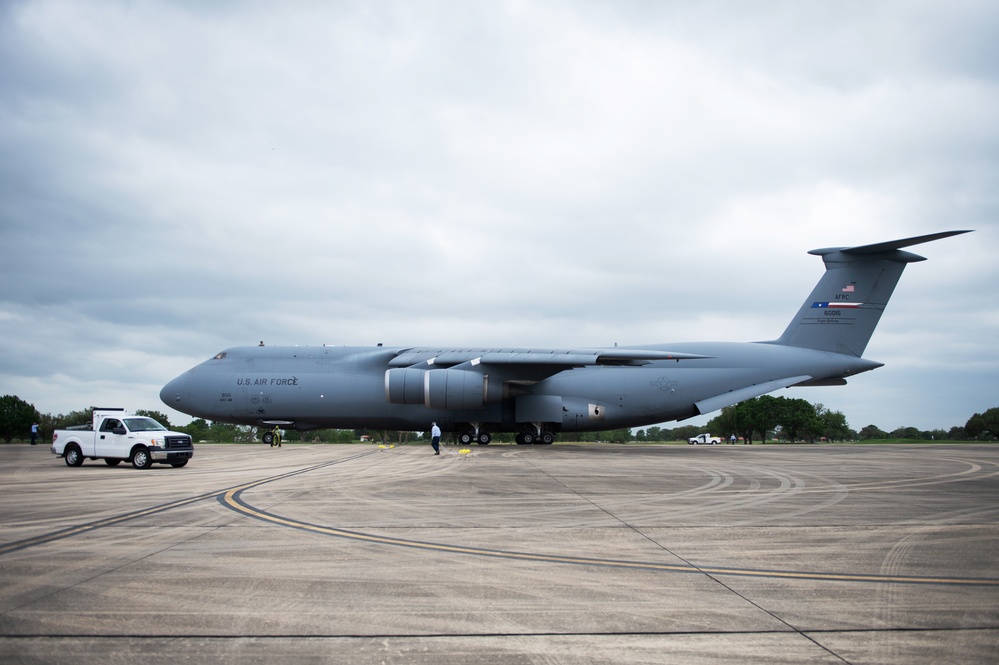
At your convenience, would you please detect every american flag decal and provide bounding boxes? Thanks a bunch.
[842,283,856,292]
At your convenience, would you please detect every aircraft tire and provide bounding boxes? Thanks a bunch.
[170,459,189,468]
[521,432,536,445]
[458,433,474,445]
[476,433,491,445]
[262,431,275,446]
[539,432,555,445]
[131,447,152,470]
[64,445,84,467]
[105,459,121,467]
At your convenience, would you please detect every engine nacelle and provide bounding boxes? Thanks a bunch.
[385,368,490,410]
[424,369,485,410]
[385,368,426,405]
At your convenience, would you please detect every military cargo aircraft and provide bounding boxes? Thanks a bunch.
[161,230,970,445]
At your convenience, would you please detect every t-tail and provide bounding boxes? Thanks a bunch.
[771,230,972,357]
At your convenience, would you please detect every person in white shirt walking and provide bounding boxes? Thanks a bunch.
[430,422,441,455]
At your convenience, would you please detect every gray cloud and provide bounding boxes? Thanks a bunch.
[1,0,996,431]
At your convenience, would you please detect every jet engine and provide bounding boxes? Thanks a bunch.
[386,368,498,410]
[424,369,485,409]
[384,368,426,405]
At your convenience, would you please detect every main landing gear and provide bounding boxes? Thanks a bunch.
[458,431,492,446]
[262,429,282,447]
[515,431,555,445]
[456,424,557,446]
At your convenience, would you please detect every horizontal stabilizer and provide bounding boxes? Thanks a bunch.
[809,230,973,258]
[792,377,849,387]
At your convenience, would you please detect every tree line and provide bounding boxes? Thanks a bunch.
[0,398,414,445]
[636,396,997,443]
[2,393,997,444]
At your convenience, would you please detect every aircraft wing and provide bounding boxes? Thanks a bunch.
[389,347,711,369]
[477,349,710,367]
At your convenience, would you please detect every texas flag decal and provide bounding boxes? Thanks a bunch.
[812,302,863,309]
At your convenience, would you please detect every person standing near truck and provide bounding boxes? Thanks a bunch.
[31,423,38,445]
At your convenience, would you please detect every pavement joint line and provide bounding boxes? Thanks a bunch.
[2,626,998,639]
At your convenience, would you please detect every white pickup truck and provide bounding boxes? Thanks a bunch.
[687,433,721,445]
[51,409,194,469]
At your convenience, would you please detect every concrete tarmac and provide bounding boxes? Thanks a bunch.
[1,442,997,664]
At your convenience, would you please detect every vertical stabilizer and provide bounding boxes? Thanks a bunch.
[772,230,971,356]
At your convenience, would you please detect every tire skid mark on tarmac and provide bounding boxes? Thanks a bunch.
[8,447,998,588]
[877,530,929,635]
[803,455,999,494]
[219,456,999,589]
[0,450,380,557]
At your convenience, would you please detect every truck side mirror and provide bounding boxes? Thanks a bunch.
[112,427,127,435]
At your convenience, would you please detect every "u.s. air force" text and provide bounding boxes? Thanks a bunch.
[236,377,299,386]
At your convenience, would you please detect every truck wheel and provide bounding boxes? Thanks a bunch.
[64,445,84,467]
[131,447,152,469]
[105,459,122,467]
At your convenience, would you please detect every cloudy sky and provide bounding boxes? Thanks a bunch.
[2,0,997,433]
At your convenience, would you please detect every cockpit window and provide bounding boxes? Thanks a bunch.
[124,418,168,432]
[214,352,227,360]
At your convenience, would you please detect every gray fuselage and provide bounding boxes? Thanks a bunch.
[160,342,881,433]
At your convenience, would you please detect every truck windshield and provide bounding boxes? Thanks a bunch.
[124,418,168,432]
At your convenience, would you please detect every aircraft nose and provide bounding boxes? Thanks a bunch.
[161,368,220,420]
[160,372,191,410]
